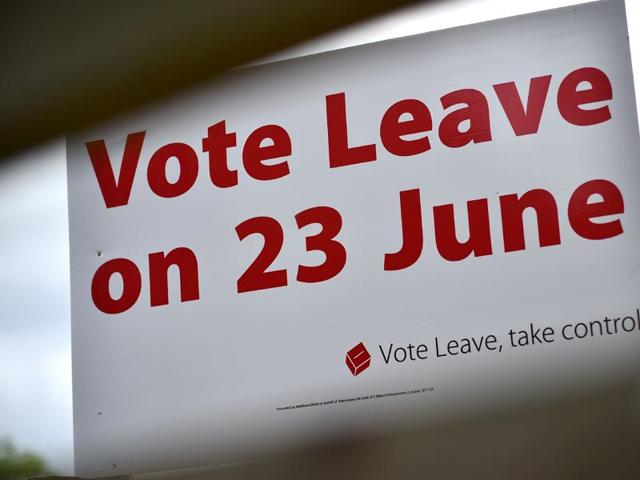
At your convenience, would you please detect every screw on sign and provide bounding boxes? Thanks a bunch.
[346,342,371,376]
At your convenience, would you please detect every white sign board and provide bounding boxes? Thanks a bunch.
[68,1,640,476]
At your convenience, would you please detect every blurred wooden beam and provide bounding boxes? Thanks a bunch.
[130,380,640,480]
[0,0,422,159]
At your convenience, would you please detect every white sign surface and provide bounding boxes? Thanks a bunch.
[68,1,640,476]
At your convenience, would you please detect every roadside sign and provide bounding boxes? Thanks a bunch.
[67,1,640,476]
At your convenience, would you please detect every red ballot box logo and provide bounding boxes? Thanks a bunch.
[346,342,371,376]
